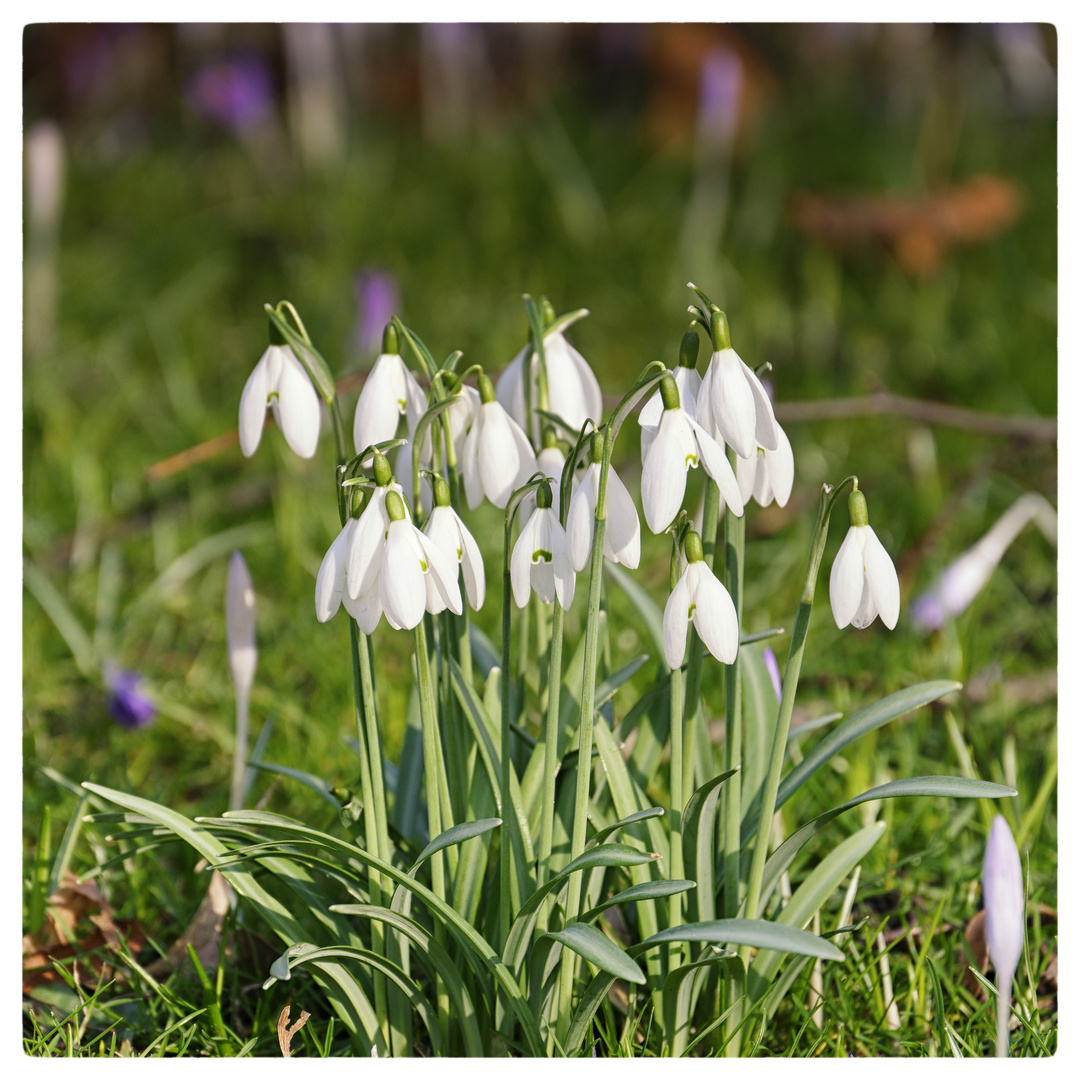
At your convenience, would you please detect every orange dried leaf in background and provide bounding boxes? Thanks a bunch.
[787,175,1023,276]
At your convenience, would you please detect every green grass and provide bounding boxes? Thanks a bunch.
[23,25,1054,1056]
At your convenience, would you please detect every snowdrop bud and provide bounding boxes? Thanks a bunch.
[983,814,1024,989]
[848,488,869,527]
[536,481,553,509]
[659,373,681,411]
[432,474,452,508]
[372,452,393,488]
[385,490,408,522]
[478,372,497,404]
[541,297,557,325]
[678,327,700,370]
[590,432,604,464]
[709,309,731,351]
[684,530,705,564]
[226,551,257,696]
[382,321,398,356]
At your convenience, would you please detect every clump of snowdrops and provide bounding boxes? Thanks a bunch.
[84,285,1017,1056]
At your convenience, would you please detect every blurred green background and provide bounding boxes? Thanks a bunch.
[23,21,1055,993]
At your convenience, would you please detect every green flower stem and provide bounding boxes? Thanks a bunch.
[229,683,250,813]
[414,619,451,1041]
[441,611,467,824]
[996,971,1011,1058]
[537,601,565,891]
[668,661,686,931]
[500,553,516,952]
[721,494,745,1059]
[738,479,854,963]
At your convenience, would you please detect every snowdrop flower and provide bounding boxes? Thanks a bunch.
[446,382,481,461]
[663,530,738,669]
[521,431,570,521]
[638,328,702,427]
[911,492,1057,632]
[640,374,744,534]
[735,422,795,508]
[496,324,602,444]
[316,454,407,624]
[567,432,641,571]
[352,324,428,454]
[423,475,486,610]
[695,311,778,459]
[511,481,575,611]
[983,814,1025,1056]
[461,374,538,509]
[239,342,321,458]
[829,486,900,630]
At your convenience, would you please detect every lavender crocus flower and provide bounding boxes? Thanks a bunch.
[697,46,743,150]
[105,669,155,729]
[983,814,1025,1056]
[354,270,401,355]
[185,54,275,131]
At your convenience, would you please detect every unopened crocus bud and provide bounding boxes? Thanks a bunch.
[226,551,257,696]
[983,814,1024,990]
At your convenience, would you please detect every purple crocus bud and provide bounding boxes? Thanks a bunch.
[105,668,155,729]
[983,814,1024,984]
[354,270,400,355]
[983,813,1024,1056]
[762,646,782,701]
[185,54,275,132]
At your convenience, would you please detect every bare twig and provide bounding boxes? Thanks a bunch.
[277,1004,311,1058]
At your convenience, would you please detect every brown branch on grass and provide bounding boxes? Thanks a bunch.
[277,1004,311,1058]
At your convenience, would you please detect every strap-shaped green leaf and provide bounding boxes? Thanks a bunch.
[756,775,1017,914]
[748,821,885,999]
[681,768,738,924]
[630,918,843,962]
[588,806,665,848]
[542,923,646,985]
[664,953,740,1057]
[740,679,963,844]
[580,879,695,925]
[409,818,502,874]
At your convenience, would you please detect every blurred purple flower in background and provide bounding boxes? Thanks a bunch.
[762,646,782,701]
[186,54,275,131]
[697,45,743,150]
[105,668,155,729]
[354,270,400,355]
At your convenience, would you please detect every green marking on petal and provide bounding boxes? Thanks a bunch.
[397,397,406,411]
[456,546,463,560]
[532,549,553,564]
[420,558,428,572]
[688,602,697,618]
[685,453,698,468]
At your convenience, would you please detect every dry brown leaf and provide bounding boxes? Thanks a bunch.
[278,1005,311,1058]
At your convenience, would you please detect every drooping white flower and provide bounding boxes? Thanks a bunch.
[983,814,1025,1057]
[353,348,428,455]
[521,441,570,523]
[911,492,1057,632]
[567,436,640,571]
[697,346,778,459]
[446,383,481,461]
[423,477,486,611]
[662,531,738,669]
[496,327,602,445]
[377,511,463,630]
[239,343,321,458]
[511,483,575,611]
[735,422,795,508]
[225,551,257,696]
[315,516,359,623]
[829,487,900,630]
[461,374,538,510]
[640,374,744,534]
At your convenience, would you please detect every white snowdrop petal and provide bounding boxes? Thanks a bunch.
[603,466,641,569]
[637,390,665,429]
[347,495,389,600]
[315,520,352,622]
[736,451,758,505]
[740,357,779,452]
[462,420,484,509]
[829,527,866,629]
[381,521,427,630]
[353,353,404,453]
[418,530,463,616]
[346,572,384,634]
[552,523,576,611]
[478,404,524,509]
[455,514,486,610]
[862,527,900,629]
[557,335,603,429]
[662,573,692,670]
[495,347,528,431]
[566,469,598,573]
[273,348,320,458]
[510,510,538,608]
[710,349,758,459]
[238,350,272,457]
[691,419,745,517]
[768,426,794,508]
[641,413,689,534]
[689,565,739,664]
